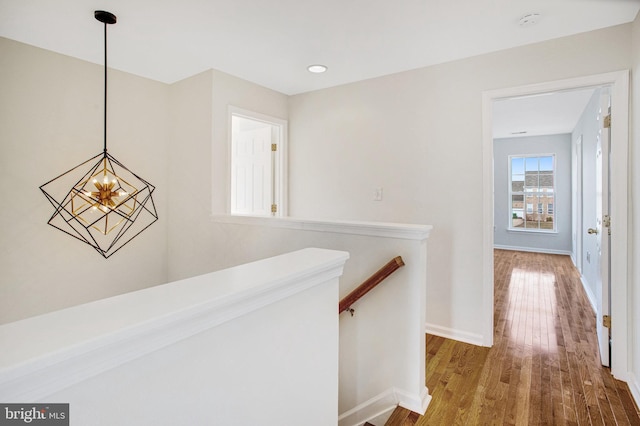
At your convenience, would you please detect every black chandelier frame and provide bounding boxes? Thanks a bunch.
[39,10,158,258]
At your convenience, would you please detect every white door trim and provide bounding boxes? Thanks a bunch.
[227,106,289,217]
[572,134,584,273]
[481,70,629,380]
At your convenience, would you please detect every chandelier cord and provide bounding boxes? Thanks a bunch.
[103,19,108,154]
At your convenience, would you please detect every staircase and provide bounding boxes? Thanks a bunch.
[364,406,421,426]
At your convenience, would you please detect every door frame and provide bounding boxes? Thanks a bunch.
[573,135,583,274]
[227,106,289,217]
[481,70,629,379]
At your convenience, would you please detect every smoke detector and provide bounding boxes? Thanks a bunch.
[518,13,541,27]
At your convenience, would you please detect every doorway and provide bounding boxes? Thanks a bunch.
[481,71,630,379]
[228,106,288,217]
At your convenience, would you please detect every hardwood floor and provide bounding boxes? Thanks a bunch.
[416,250,640,425]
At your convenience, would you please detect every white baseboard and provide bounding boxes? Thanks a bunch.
[579,275,597,313]
[425,323,484,347]
[494,245,572,256]
[338,386,430,426]
[338,388,397,426]
[570,253,577,268]
[397,386,431,414]
[628,372,640,413]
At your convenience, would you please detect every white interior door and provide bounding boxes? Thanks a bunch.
[593,93,611,367]
[231,120,273,216]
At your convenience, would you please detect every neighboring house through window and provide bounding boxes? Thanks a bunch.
[509,155,556,232]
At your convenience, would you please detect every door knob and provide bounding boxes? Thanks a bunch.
[588,228,598,235]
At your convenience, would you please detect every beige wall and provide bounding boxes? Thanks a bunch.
[166,69,289,281]
[166,70,214,279]
[0,37,290,322]
[0,38,170,324]
[288,23,633,339]
[0,37,291,323]
[630,10,640,399]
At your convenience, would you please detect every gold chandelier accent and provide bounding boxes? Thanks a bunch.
[70,158,139,235]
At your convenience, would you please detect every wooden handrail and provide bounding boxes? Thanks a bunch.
[339,256,405,314]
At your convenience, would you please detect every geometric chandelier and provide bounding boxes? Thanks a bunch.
[40,11,158,259]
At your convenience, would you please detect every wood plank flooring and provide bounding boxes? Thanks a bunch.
[415,249,640,425]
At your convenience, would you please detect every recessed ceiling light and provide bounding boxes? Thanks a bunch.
[518,13,541,27]
[307,64,328,73]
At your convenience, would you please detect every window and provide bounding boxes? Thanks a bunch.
[509,155,555,232]
[229,107,287,217]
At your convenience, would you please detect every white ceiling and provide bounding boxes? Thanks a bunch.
[1,0,638,95]
[493,88,597,139]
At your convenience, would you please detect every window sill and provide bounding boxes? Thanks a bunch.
[507,228,558,235]
[210,214,432,241]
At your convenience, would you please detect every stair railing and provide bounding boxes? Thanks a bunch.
[339,256,405,315]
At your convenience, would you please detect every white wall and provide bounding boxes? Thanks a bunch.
[571,89,603,302]
[630,10,640,403]
[288,23,633,342]
[493,134,572,254]
[163,60,433,418]
[0,38,169,324]
[165,66,432,419]
[167,69,288,281]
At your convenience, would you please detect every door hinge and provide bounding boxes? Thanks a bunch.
[271,204,277,213]
[603,315,611,329]
[604,114,611,129]
[271,143,277,152]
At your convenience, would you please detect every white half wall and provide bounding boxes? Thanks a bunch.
[208,215,432,421]
[0,248,347,426]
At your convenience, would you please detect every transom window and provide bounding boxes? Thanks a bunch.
[509,155,556,232]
